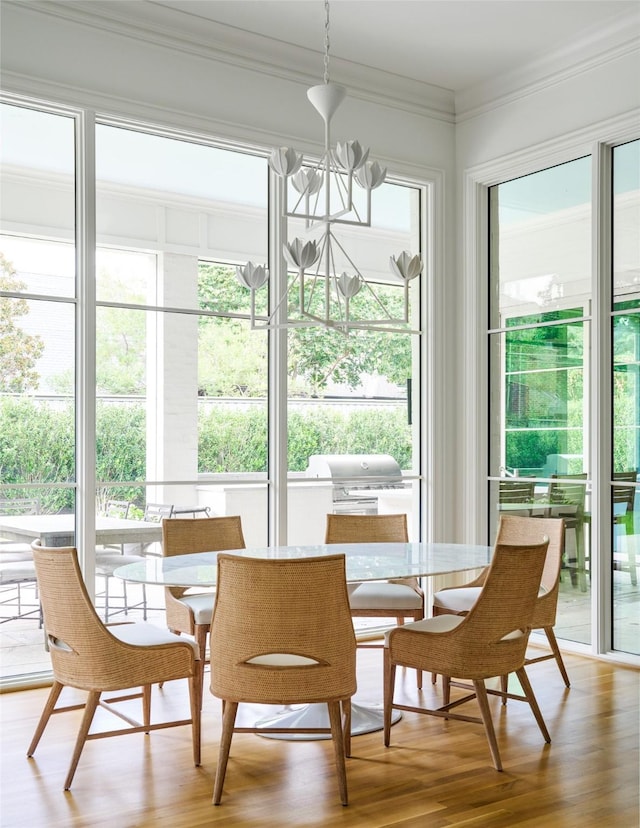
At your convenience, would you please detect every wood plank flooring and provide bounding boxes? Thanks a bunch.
[0,646,638,828]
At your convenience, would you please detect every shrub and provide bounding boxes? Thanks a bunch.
[0,398,413,510]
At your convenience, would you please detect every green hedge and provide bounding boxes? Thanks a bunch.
[0,398,412,511]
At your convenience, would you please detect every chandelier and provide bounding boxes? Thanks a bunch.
[236,0,422,333]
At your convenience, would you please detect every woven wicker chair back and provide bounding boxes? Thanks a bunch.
[392,540,549,680]
[496,515,564,628]
[30,542,195,690]
[162,516,246,599]
[324,513,408,544]
[210,553,357,705]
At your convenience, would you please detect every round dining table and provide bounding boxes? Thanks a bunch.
[115,541,492,739]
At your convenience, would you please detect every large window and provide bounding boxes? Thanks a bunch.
[0,100,428,684]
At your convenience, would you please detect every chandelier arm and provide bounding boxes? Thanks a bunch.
[265,268,302,326]
[331,167,353,215]
[301,231,330,318]
[328,234,410,324]
[326,229,347,322]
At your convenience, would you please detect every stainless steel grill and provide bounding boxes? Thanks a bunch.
[305,454,405,515]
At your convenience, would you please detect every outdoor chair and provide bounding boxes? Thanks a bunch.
[94,498,148,621]
[612,471,638,586]
[0,497,41,624]
[544,473,588,590]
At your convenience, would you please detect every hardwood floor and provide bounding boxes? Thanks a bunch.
[1,646,638,828]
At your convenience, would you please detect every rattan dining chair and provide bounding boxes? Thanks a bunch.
[325,513,424,686]
[384,537,551,771]
[210,553,357,806]
[432,515,570,688]
[27,541,201,790]
[161,515,246,697]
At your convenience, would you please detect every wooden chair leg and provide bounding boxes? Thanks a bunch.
[27,679,64,757]
[213,700,238,805]
[195,624,209,705]
[342,698,352,758]
[500,673,509,704]
[328,700,349,806]
[441,674,451,707]
[383,653,395,746]
[188,673,201,766]
[543,626,570,687]
[472,679,502,771]
[143,684,151,731]
[64,690,100,790]
[516,667,551,744]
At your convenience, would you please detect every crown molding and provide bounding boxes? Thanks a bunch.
[456,10,640,121]
[4,0,455,123]
[1,71,439,187]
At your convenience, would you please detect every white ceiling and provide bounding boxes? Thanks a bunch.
[148,0,639,93]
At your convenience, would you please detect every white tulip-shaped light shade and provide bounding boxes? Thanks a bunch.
[292,168,323,196]
[283,238,321,270]
[236,262,269,290]
[389,251,423,282]
[269,147,304,178]
[306,82,346,125]
[337,272,363,299]
[334,140,369,172]
[355,160,387,190]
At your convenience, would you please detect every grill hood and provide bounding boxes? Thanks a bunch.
[305,454,403,490]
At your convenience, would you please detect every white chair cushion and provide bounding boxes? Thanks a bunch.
[384,614,464,645]
[110,621,200,656]
[95,553,145,575]
[434,584,546,613]
[432,586,482,613]
[349,581,423,611]
[246,653,319,666]
[0,561,36,584]
[176,593,215,625]
[0,543,34,562]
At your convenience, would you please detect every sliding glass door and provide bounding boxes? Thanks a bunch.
[488,143,640,656]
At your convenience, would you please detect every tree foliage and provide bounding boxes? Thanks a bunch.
[0,253,44,393]
[197,262,412,396]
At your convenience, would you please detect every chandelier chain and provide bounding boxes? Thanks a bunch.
[323,0,330,84]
